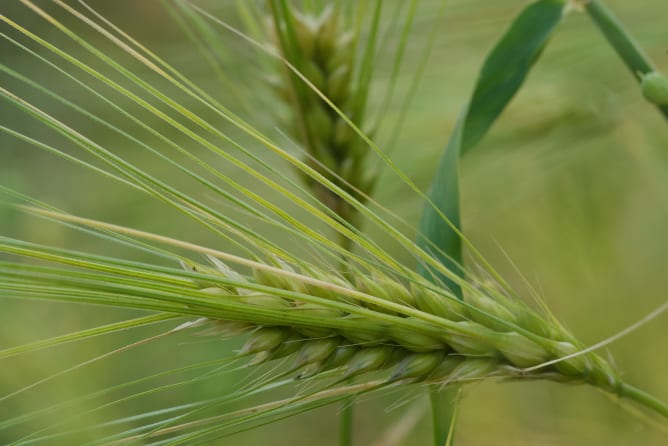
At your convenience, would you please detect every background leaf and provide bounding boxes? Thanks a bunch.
[417,0,568,291]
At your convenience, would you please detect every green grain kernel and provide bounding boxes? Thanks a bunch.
[345,345,395,377]
[240,327,290,355]
[295,337,339,367]
[493,332,550,368]
[391,351,445,381]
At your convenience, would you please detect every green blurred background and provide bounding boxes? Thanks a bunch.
[1,0,667,444]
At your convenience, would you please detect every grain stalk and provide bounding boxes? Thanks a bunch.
[1,219,666,421]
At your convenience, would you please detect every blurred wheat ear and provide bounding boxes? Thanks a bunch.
[1,0,668,445]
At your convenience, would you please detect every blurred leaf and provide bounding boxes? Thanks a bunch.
[417,0,568,292]
[462,0,567,152]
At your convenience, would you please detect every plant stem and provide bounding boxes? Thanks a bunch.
[584,0,668,119]
[339,394,354,446]
[619,382,668,419]
[430,387,458,446]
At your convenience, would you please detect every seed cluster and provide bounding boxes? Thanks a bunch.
[186,259,620,391]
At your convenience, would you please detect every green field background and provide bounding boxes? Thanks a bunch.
[1,0,667,444]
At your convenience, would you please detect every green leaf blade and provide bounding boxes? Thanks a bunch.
[418,0,569,291]
[462,0,567,153]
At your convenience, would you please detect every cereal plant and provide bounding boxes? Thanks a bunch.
[1,1,667,445]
